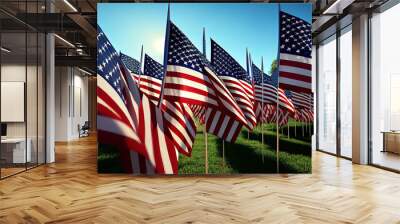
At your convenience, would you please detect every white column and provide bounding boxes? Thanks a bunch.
[352,14,369,164]
[46,33,55,163]
[45,0,55,163]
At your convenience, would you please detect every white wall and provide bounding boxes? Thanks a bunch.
[54,67,89,141]
[1,64,35,138]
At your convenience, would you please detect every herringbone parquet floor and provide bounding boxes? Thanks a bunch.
[1,134,400,224]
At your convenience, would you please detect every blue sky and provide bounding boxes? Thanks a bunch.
[98,3,311,73]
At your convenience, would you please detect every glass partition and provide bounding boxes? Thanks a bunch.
[317,35,337,154]
[1,31,27,177]
[370,3,400,171]
[0,1,46,179]
[27,31,38,169]
[38,32,46,165]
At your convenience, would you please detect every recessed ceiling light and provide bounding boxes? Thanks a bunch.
[54,34,75,48]
[78,67,92,76]
[63,0,78,12]
[1,47,11,53]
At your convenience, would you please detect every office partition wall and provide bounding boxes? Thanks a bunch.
[0,1,46,179]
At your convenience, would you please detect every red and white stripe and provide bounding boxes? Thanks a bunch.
[255,102,274,124]
[220,76,256,130]
[137,96,179,174]
[162,65,248,141]
[269,107,289,126]
[301,109,314,123]
[279,53,312,93]
[138,75,162,103]
[97,67,146,173]
[190,104,206,124]
[132,72,140,83]
[254,83,295,114]
[291,91,312,109]
[205,107,243,142]
[161,100,196,156]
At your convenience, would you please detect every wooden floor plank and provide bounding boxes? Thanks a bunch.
[0,134,400,223]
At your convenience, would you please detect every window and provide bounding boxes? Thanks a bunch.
[370,2,400,171]
[317,35,337,154]
[339,26,352,158]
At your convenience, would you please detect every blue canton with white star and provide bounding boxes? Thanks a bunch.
[167,22,211,73]
[285,90,293,99]
[279,11,312,58]
[144,54,164,80]
[120,53,141,74]
[97,26,127,104]
[252,63,269,86]
[211,39,251,83]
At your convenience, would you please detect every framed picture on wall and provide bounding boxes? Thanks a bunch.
[97,3,313,175]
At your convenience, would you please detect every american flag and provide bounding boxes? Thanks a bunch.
[120,52,141,82]
[211,39,256,130]
[285,90,312,110]
[269,106,289,126]
[285,90,314,124]
[190,104,206,124]
[97,27,144,173]
[134,54,196,157]
[298,108,314,123]
[137,96,181,174]
[255,103,274,123]
[140,54,164,103]
[160,100,196,157]
[278,11,312,93]
[252,64,295,114]
[161,22,248,142]
[98,26,185,174]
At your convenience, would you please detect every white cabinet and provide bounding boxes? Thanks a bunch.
[1,138,32,163]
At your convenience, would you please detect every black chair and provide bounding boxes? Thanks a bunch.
[79,121,90,138]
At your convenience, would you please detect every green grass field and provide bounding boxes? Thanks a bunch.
[98,121,312,174]
[178,122,312,174]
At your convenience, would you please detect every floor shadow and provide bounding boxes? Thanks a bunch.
[244,130,311,157]
[269,124,313,142]
[217,138,309,173]
[216,139,277,173]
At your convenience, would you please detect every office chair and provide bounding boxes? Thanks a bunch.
[79,121,90,138]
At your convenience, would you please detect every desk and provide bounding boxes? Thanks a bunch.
[1,138,31,163]
[382,131,400,154]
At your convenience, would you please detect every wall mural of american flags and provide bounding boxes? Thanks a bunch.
[97,3,313,174]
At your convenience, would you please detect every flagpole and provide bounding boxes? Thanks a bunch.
[261,57,265,164]
[276,4,281,173]
[246,48,250,140]
[202,27,209,174]
[138,45,144,89]
[158,3,170,107]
